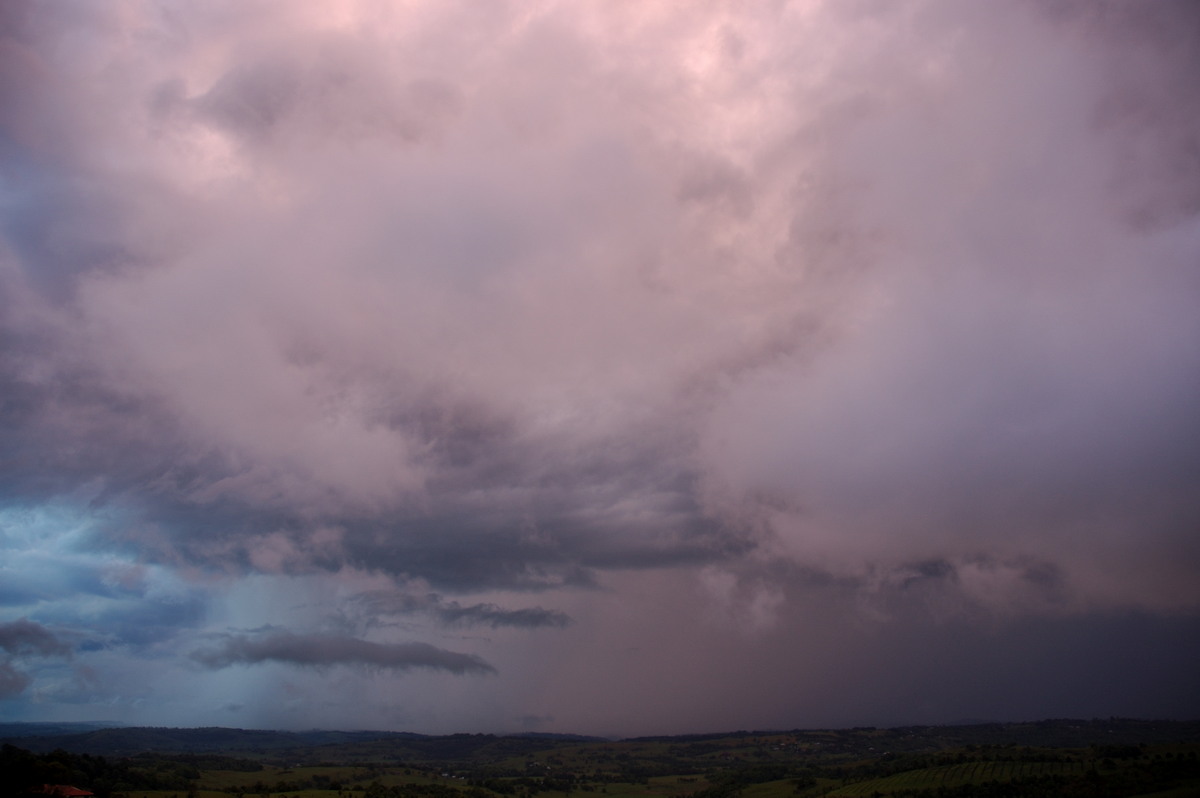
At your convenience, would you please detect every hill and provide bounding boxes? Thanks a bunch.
[2,719,1198,798]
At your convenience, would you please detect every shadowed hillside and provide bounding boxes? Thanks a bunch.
[2,719,1199,798]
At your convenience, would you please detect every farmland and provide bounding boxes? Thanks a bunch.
[3,719,1199,798]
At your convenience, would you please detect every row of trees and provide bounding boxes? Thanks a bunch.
[1,744,200,797]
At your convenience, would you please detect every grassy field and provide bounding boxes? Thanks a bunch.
[107,747,1200,798]
[1129,787,1200,798]
[8,720,1200,798]
[824,759,1090,796]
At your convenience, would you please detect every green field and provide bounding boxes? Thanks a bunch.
[825,759,1089,795]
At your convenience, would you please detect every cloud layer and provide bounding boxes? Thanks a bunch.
[192,631,495,675]
[1,0,1198,733]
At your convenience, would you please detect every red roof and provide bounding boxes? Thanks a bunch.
[35,786,94,797]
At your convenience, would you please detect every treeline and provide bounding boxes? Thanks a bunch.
[0,744,260,798]
[677,747,1200,798]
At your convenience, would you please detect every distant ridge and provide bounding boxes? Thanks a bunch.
[0,726,422,757]
[0,721,125,737]
[4,718,1198,798]
[0,726,608,761]
[508,732,610,742]
[3,718,1198,762]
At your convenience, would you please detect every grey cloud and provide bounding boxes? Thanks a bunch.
[690,0,1200,614]
[192,631,496,675]
[197,61,301,141]
[0,618,71,656]
[85,595,208,650]
[437,603,571,630]
[1039,1,1200,228]
[332,500,739,592]
[76,457,726,592]
[0,311,195,509]
[0,523,217,656]
[832,611,1200,726]
[353,591,572,630]
[0,0,769,599]
[892,560,956,592]
[0,659,31,698]
[868,556,1072,618]
[0,168,179,304]
[0,619,70,700]
[194,56,462,147]
[61,405,736,591]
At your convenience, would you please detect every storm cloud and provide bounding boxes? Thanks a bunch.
[0,0,1198,733]
[0,619,70,657]
[0,618,70,699]
[352,591,573,630]
[193,631,496,675]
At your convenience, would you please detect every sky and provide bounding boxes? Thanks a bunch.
[1,0,1199,738]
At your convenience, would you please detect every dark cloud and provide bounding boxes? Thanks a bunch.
[191,631,496,676]
[86,595,208,649]
[193,53,462,147]
[353,591,572,630]
[0,659,31,698]
[0,619,71,700]
[811,611,1200,727]
[333,507,734,592]
[437,603,571,630]
[0,618,70,657]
